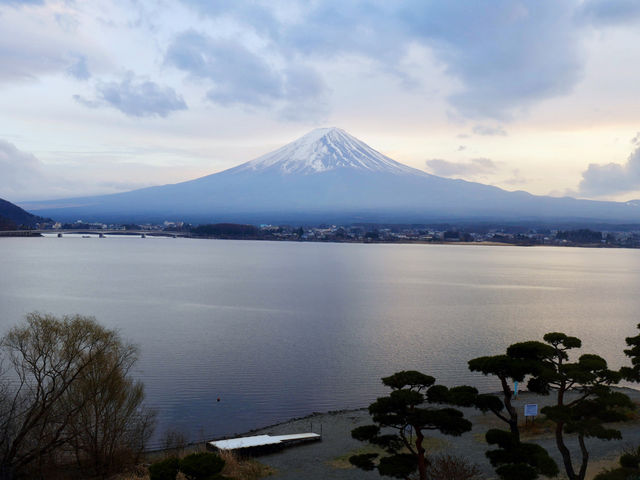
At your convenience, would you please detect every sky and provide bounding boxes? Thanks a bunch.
[1,0,640,202]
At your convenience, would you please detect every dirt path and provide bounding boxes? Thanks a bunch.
[247,388,640,480]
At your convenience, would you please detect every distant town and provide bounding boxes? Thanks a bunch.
[6,219,640,248]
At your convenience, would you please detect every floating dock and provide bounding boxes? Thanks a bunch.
[208,433,321,455]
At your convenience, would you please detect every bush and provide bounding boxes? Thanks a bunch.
[179,452,225,480]
[426,454,483,480]
[162,430,188,458]
[594,467,639,480]
[218,450,275,480]
[595,446,640,480]
[149,457,179,480]
[620,453,640,469]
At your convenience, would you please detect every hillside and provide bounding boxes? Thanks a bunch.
[0,198,52,230]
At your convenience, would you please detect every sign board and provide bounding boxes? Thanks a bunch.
[524,404,538,417]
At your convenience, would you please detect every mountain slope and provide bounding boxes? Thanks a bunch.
[19,128,640,224]
[0,198,52,229]
[228,127,422,175]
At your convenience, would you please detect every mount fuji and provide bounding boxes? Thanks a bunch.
[21,128,640,224]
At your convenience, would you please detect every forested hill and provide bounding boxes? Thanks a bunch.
[0,198,52,229]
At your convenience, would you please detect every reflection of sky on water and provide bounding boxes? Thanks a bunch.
[1,238,640,447]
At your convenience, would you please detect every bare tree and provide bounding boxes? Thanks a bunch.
[0,313,154,480]
[67,339,155,478]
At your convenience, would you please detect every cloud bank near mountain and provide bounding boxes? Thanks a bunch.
[579,144,640,196]
[426,158,498,177]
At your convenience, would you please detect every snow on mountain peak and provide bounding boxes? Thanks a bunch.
[230,127,424,176]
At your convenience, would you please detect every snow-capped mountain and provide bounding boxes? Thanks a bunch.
[229,127,421,175]
[21,128,640,224]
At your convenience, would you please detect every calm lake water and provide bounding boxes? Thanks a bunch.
[1,237,639,447]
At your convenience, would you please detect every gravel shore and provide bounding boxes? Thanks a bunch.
[244,388,640,480]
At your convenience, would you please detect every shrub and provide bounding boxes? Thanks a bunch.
[162,430,188,458]
[594,445,640,480]
[620,453,640,469]
[149,457,179,480]
[179,452,225,480]
[594,467,639,480]
[218,450,275,480]
[426,454,483,480]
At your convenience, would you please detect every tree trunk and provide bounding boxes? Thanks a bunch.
[500,376,519,442]
[555,385,577,480]
[415,427,427,480]
[555,421,577,479]
[577,432,589,480]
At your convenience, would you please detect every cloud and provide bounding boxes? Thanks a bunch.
[66,55,90,80]
[179,0,280,37]
[165,30,328,120]
[0,139,48,200]
[0,139,42,177]
[0,6,99,84]
[277,65,330,121]
[472,125,507,136]
[281,3,403,63]
[74,72,187,118]
[0,36,71,83]
[502,169,528,186]
[173,2,587,120]
[578,146,640,196]
[55,12,80,33]
[0,1,602,122]
[243,1,585,119]
[0,0,44,6]
[426,157,498,177]
[578,0,640,26]
[166,31,282,107]
[0,139,212,201]
[400,1,584,119]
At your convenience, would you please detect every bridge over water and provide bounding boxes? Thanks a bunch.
[0,229,189,238]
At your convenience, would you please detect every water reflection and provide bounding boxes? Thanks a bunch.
[1,238,639,446]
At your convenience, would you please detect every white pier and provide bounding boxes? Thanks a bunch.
[208,433,321,454]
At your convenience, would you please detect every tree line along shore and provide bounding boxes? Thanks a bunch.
[4,221,640,249]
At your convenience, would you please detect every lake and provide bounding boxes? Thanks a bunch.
[1,237,639,447]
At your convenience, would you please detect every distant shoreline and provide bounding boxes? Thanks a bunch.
[2,231,634,249]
